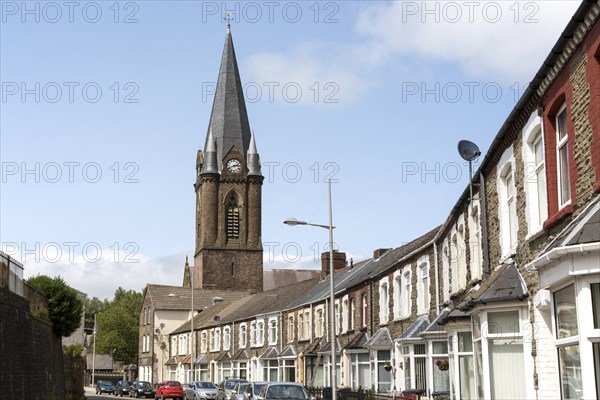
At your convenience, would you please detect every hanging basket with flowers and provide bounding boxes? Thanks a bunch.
[435,360,449,371]
[383,361,393,371]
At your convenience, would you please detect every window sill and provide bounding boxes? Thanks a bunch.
[543,204,574,230]
[526,229,546,242]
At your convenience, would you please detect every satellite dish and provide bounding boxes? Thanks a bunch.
[154,328,161,334]
[213,315,221,322]
[458,140,481,161]
[457,140,481,201]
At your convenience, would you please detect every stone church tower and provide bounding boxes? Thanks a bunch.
[193,27,264,292]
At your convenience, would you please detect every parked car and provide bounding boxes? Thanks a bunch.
[217,379,248,400]
[258,383,309,400]
[243,382,268,400]
[129,380,156,398]
[155,380,185,400]
[185,381,218,400]
[230,382,250,400]
[116,381,132,396]
[96,380,116,395]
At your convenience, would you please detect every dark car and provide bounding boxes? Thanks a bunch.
[185,381,218,400]
[217,379,248,400]
[258,383,309,400]
[129,380,155,398]
[96,380,116,395]
[155,380,185,400]
[116,381,132,396]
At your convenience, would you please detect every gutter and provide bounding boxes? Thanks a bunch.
[463,294,529,310]
[525,243,600,271]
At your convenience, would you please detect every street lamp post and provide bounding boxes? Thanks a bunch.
[284,178,336,400]
[168,265,195,385]
[190,266,195,383]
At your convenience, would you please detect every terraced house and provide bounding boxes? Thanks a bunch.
[141,2,599,399]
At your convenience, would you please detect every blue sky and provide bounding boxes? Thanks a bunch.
[0,0,581,299]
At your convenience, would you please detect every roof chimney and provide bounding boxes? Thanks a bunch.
[373,248,391,259]
[320,251,347,279]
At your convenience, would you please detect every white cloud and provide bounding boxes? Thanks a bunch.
[355,0,581,82]
[7,244,187,300]
[245,41,372,107]
[244,1,579,105]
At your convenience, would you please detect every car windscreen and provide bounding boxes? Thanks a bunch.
[226,381,239,389]
[254,384,267,394]
[139,382,152,388]
[198,382,217,389]
[167,381,181,386]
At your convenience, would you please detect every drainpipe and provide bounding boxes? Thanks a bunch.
[369,279,374,336]
[479,173,491,275]
[434,243,440,314]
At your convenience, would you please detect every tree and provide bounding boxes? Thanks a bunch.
[84,296,107,331]
[27,275,83,337]
[95,287,142,364]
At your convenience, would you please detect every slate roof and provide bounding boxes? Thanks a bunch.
[204,27,252,170]
[172,278,319,334]
[279,345,296,358]
[397,315,430,342]
[259,347,279,359]
[146,284,249,311]
[459,263,527,311]
[544,196,600,252]
[344,331,369,350]
[364,327,393,350]
[231,349,250,360]
[195,354,208,364]
[304,339,325,355]
[286,227,439,310]
[319,338,341,354]
[422,310,450,335]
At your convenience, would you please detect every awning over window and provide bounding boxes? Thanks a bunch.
[194,354,208,365]
[459,263,527,311]
[303,338,326,355]
[231,349,250,360]
[318,338,341,355]
[364,327,393,350]
[215,352,231,362]
[343,331,369,350]
[279,345,296,358]
[396,315,430,343]
[165,356,177,366]
[421,309,450,337]
[181,355,192,365]
[259,347,279,359]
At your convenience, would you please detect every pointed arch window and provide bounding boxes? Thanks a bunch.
[226,192,240,240]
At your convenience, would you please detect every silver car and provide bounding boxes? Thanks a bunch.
[243,382,269,400]
[258,383,309,400]
[186,381,218,400]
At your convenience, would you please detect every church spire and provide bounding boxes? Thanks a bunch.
[204,27,252,171]
[247,130,262,176]
[201,128,218,174]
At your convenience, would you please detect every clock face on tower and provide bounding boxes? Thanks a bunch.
[226,158,242,173]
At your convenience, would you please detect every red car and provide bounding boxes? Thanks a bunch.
[155,380,185,400]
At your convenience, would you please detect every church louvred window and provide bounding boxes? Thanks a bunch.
[226,193,240,240]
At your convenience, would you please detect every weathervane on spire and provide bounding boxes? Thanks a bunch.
[224,11,234,27]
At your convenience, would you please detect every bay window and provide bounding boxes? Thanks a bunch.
[554,284,582,399]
